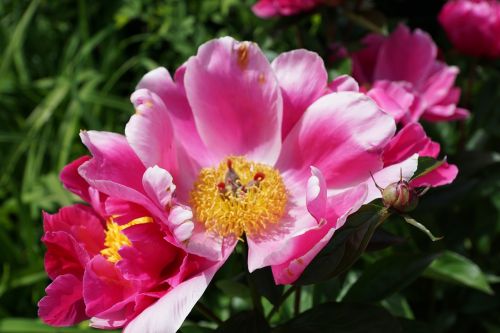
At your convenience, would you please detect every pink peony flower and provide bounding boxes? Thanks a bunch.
[41,36,455,333]
[352,24,470,123]
[439,0,500,58]
[252,0,323,18]
[39,155,221,331]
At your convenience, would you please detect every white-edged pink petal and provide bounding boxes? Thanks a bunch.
[271,49,328,138]
[142,166,175,209]
[123,263,223,333]
[184,37,282,165]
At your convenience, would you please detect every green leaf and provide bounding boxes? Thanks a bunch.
[344,253,439,302]
[0,318,117,332]
[216,280,250,298]
[296,202,390,285]
[398,319,436,333]
[411,157,445,181]
[423,251,494,295]
[215,311,269,333]
[273,302,401,333]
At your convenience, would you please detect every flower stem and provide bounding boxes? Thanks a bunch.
[195,302,224,326]
[294,286,302,316]
[266,285,297,321]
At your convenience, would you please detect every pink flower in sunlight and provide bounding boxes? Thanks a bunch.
[39,156,220,331]
[252,0,323,18]
[352,24,470,123]
[439,0,500,58]
[40,37,439,333]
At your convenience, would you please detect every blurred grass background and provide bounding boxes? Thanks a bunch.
[0,0,499,332]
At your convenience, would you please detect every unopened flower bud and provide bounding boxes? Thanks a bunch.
[382,180,418,213]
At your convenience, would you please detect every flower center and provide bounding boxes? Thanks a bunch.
[190,156,288,238]
[100,216,153,263]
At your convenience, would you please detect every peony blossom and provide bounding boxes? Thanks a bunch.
[39,156,221,331]
[352,24,469,123]
[439,0,500,58]
[40,36,453,333]
[252,0,323,18]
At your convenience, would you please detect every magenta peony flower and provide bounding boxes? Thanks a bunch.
[439,0,500,58]
[252,0,323,18]
[38,156,221,330]
[40,37,458,333]
[352,24,470,123]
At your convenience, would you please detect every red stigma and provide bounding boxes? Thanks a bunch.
[227,159,233,169]
[254,172,265,182]
[217,182,226,191]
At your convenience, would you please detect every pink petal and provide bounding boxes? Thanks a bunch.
[142,166,175,209]
[422,105,470,122]
[79,131,162,217]
[277,92,395,189]
[138,66,214,171]
[420,63,459,106]
[252,0,280,18]
[42,231,89,280]
[271,49,328,138]
[43,204,104,258]
[411,162,458,188]
[351,33,385,84]
[382,123,429,166]
[60,156,91,202]
[270,184,368,284]
[184,37,282,165]
[306,166,327,222]
[126,89,177,174]
[329,75,360,93]
[367,80,415,122]
[123,262,223,333]
[83,256,137,319]
[365,154,419,204]
[38,274,87,326]
[118,223,184,281]
[374,24,437,89]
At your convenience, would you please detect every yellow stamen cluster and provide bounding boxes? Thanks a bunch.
[100,216,153,263]
[190,156,287,238]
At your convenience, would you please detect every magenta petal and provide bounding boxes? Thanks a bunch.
[374,24,437,88]
[118,223,183,281]
[184,37,282,164]
[60,156,91,202]
[123,262,223,333]
[421,63,459,106]
[411,162,458,188]
[271,49,328,138]
[42,231,89,280]
[382,123,429,166]
[83,256,137,319]
[38,274,87,327]
[352,33,385,84]
[277,92,395,189]
[367,81,415,122]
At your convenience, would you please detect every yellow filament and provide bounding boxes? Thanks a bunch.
[190,156,287,238]
[100,216,153,263]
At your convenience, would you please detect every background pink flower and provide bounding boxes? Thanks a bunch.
[352,24,469,123]
[439,0,500,58]
[252,0,323,18]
